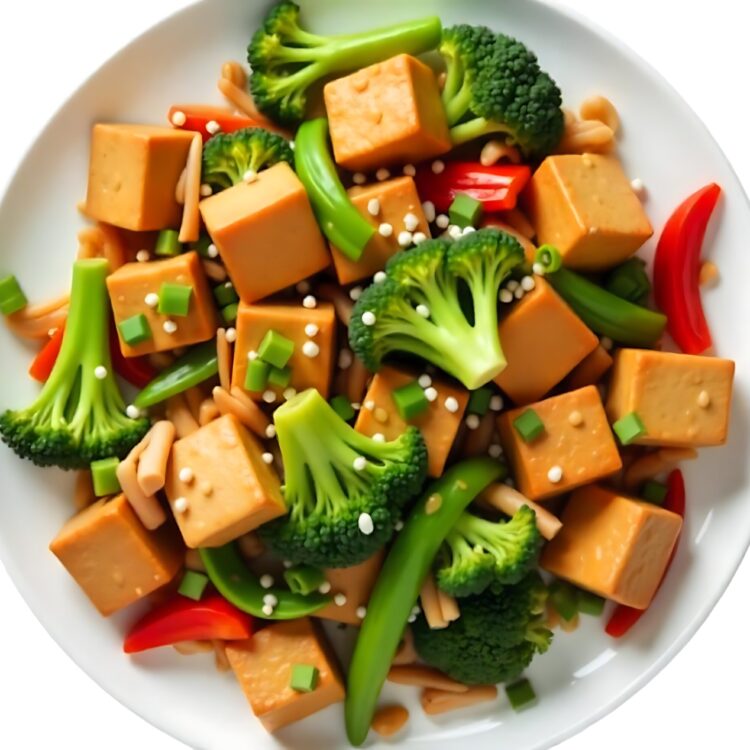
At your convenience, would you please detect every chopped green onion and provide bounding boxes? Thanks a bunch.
[290,664,319,693]
[0,275,28,315]
[90,457,121,497]
[258,329,295,369]
[221,303,239,324]
[467,387,493,416]
[576,589,605,617]
[641,479,668,505]
[449,193,484,228]
[118,313,152,346]
[213,282,239,308]
[245,359,270,392]
[284,565,326,596]
[549,580,578,622]
[534,245,562,273]
[612,411,647,445]
[513,409,545,443]
[178,570,209,601]
[330,395,356,422]
[391,381,430,421]
[268,365,292,388]
[158,283,193,317]
[154,229,182,257]
[505,678,537,711]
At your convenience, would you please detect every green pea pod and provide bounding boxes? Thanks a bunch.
[134,342,218,408]
[200,544,330,620]
[345,458,505,746]
[295,118,375,261]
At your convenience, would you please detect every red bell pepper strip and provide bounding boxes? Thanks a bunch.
[124,594,254,654]
[109,325,157,389]
[414,162,531,213]
[653,183,721,354]
[28,323,65,382]
[167,105,267,141]
[605,470,686,638]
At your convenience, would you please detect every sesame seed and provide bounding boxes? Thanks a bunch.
[318,581,332,594]
[283,387,297,401]
[261,604,274,616]
[265,425,276,439]
[424,386,438,402]
[488,444,503,458]
[397,230,413,248]
[425,493,442,515]
[547,465,563,483]
[304,323,319,337]
[364,399,376,411]
[489,395,504,411]
[698,390,711,408]
[568,410,584,427]
[411,605,421,616]
[136,250,150,263]
[200,184,213,197]
[422,201,436,223]
[349,286,363,301]
[243,169,258,183]
[352,172,367,185]
[173,497,189,513]
[630,177,646,197]
[302,341,320,358]
[532,262,546,276]
[418,374,432,388]
[302,295,317,309]
[356,606,367,619]
[378,222,394,238]
[466,414,480,430]
[462,225,476,235]
[170,110,187,127]
[499,289,513,303]
[296,280,311,294]
[435,214,450,229]
[444,396,459,413]
[506,280,519,292]
[372,432,386,443]
[205,120,221,135]
[144,292,159,308]
[514,287,525,300]
[394,520,404,531]
[403,164,416,176]
[207,243,219,258]
[358,512,374,534]
[431,160,446,174]
[334,593,348,606]
[408,614,417,623]
[261,452,274,465]
[367,198,381,216]
[247,350,258,361]
[361,311,376,326]
[521,275,536,291]
[353,456,368,472]
[352,402,362,411]
[448,225,463,240]
[263,594,278,607]
[94,366,108,380]
[163,320,178,334]
[374,407,389,422]
[179,467,194,483]
[262,390,277,404]
[600,336,613,351]
[416,304,430,318]
[338,349,353,369]
[373,271,387,284]
[224,327,237,343]
[259,574,274,589]
[126,405,141,420]
[403,212,420,232]
[376,168,390,181]
[413,232,428,245]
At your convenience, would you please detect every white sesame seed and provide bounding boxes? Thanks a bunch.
[376,168,390,182]
[422,201,436,223]
[408,614,417,623]
[373,271,387,284]
[532,262,546,276]
[416,304,430,318]
[630,177,646,198]
[514,286,525,299]
[170,110,187,127]
[372,432,386,443]
[265,424,276,439]
[412,232,428,245]
[338,349,353,369]
[353,456,368,472]
[94,365,108,380]
[179,467,194,483]
[506,280,519,292]
[431,160,446,174]
[398,230,414,248]
[444,396,460,413]
[225,327,237,343]
[352,403,361,411]
[448,224,463,241]
[302,340,320,358]
[206,120,221,135]
[334,593,348,606]
[403,164,416,177]
[568,410,584,427]
[547,465,563,483]
[600,336,614,351]
[262,390,277,404]
[304,323,319,337]
[126,405,141,420]
[363,399,376,411]
[318,581,332,594]
[352,172,367,185]
[200,184,213,197]
[361,311,376,326]
[283,387,297,401]
[698,390,711,408]
[358,512,374,534]
[411,605,421,616]
[263,594,278,607]
[488,444,503,458]
[424,386,438,402]
[296,280,311,294]
[302,295,317,309]
[163,320,178,334]
[499,289,514,304]
[261,604,274,616]
[144,292,159,308]
[418,374,432,388]
[261,452,274,465]
[462,225,476,235]
[247,350,258,361]
[403,212,420,232]
[378,222,394,238]
[367,198,381,216]
[521,275,536,292]
[136,250,150,263]
[259,574,274,589]
[356,606,367,619]
[466,414,481,430]
[173,497,189,514]
[394,520,404,531]
[489,395,504,412]
[207,243,219,258]
[349,286,363,301]
[435,214,450,229]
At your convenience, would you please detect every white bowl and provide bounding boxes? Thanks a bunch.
[1,1,748,748]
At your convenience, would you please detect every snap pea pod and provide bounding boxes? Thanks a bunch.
[134,342,218,408]
[345,458,505,746]
[536,246,666,346]
[200,544,331,620]
[295,118,375,261]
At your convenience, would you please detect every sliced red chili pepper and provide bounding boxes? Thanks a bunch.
[28,322,65,382]
[653,183,721,354]
[415,162,531,213]
[605,470,686,638]
[109,324,157,389]
[124,593,254,654]
[167,105,267,141]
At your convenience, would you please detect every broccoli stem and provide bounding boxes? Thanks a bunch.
[443,83,474,127]
[450,117,514,147]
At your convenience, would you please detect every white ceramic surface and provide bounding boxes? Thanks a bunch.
[0,1,748,748]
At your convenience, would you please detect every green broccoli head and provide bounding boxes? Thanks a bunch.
[259,388,427,568]
[0,260,149,469]
[248,1,442,126]
[435,505,542,597]
[201,127,294,190]
[348,229,524,390]
[413,572,553,685]
[441,26,564,157]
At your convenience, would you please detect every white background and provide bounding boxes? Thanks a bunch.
[0,1,746,748]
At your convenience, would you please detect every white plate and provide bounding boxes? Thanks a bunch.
[1,0,748,748]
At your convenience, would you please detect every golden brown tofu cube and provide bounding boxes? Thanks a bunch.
[524,155,653,270]
[495,278,598,405]
[85,124,194,231]
[314,550,385,626]
[541,484,683,608]
[225,618,345,733]
[199,162,331,304]
[606,349,735,447]
[50,494,183,616]
[324,54,451,172]
[232,302,337,401]
[498,385,622,501]
[107,252,217,356]
[355,365,468,477]
[330,177,430,285]
[563,345,614,390]
[165,414,286,548]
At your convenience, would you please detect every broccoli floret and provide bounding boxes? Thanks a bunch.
[413,572,553,685]
[349,229,524,390]
[440,26,564,157]
[201,127,294,190]
[435,505,542,597]
[0,259,149,469]
[259,388,427,568]
[248,1,442,125]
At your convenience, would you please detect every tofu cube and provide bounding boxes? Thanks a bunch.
[355,365,468,477]
[107,252,217,356]
[232,302,337,400]
[495,278,598,404]
[49,494,183,616]
[524,155,653,270]
[498,385,622,501]
[563,345,614,391]
[330,177,430,284]
[165,414,286,548]
[314,550,385,626]
[225,618,345,733]
[199,162,331,303]
[324,54,451,172]
[541,484,683,608]
[86,124,194,231]
[606,349,735,447]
